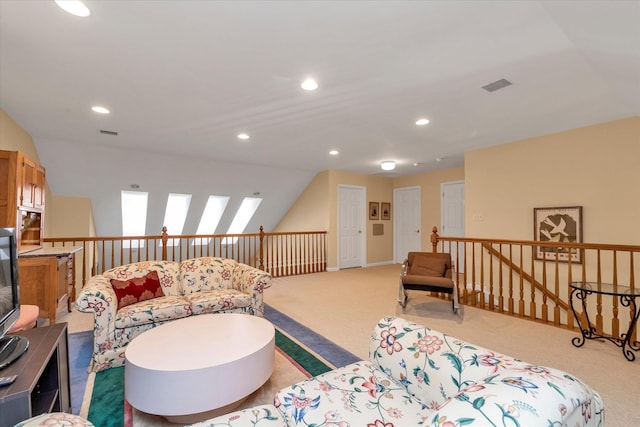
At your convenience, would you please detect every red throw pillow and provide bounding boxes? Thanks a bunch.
[110,270,165,309]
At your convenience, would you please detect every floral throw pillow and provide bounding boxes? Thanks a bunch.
[110,270,165,309]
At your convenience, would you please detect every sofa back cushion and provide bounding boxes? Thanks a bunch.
[102,261,182,296]
[369,316,521,406]
[180,257,238,294]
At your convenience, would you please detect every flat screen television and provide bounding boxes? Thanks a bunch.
[0,227,29,369]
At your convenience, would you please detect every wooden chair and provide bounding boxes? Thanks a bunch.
[399,252,458,312]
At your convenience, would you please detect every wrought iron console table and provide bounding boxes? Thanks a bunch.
[570,281,640,361]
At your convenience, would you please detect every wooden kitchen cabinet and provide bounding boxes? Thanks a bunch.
[0,149,46,253]
[18,256,60,326]
[18,153,46,210]
[17,247,81,325]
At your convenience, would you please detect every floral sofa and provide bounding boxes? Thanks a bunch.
[194,316,604,427]
[75,257,272,372]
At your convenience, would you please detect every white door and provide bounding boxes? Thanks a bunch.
[338,185,365,269]
[441,181,465,271]
[394,186,421,263]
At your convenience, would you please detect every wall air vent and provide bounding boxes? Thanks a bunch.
[482,78,512,93]
[99,129,118,136]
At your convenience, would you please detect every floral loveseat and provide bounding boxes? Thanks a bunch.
[75,257,271,372]
[194,316,604,427]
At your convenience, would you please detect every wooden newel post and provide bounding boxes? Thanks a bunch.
[431,226,439,253]
[161,226,168,261]
[259,226,265,271]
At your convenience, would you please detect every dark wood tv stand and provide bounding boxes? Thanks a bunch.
[0,323,70,427]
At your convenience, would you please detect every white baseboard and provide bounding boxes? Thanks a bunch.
[328,260,396,272]
[366,260,395,267]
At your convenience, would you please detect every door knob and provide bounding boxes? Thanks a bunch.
[358,230,362,234]
[415,230,420,233]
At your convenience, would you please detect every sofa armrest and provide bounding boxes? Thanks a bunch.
[231,263,272,317]
[75,275,118,353]
[232,263,273,293]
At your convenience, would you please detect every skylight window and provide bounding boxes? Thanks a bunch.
[223,197,262,244]
[163,193,192,246]
[193,195,230,245]
[121,191,148,248]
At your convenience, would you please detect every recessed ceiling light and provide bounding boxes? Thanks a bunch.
[380,161,396,171]
[301,78,319,91]
[415,118,430,126]
[91,106,110,114]
[237,133,250,140]
[55,0,91,17]
[329,150,339,156]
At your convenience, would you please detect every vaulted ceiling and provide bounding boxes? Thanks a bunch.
[1,1,638,235]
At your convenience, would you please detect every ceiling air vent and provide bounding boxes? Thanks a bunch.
[99,129,118,136]
[482,78,512,93]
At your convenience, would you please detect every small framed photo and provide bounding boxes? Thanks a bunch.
[534,206,583,263]
[381,202,391,220]
[369,202,379,220]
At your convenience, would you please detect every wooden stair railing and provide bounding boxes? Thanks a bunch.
[481,242,570,314]
[430,227,640,344]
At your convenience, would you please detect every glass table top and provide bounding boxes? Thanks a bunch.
[570,281,640,297]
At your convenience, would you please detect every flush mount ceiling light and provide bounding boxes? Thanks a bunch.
[415,118,430,126]
[300,78,319,91]
[380,161,396,171]
[237,133,250,140]
[91,106,110,114]
[329,150,339,156]
[55,0,90,17]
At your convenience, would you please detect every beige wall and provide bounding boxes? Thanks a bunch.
[275,171,330,232]
[279,169,396,268]
[465,116,640,245]
[328,170,394,268]
[277,167,466,269]
[49,195,96,238]
[394,166,465,250]
[1,108,95,240]
[0,109,40,161]
[0,108,53,233]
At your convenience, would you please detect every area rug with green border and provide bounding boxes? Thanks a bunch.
[80,327,340,427]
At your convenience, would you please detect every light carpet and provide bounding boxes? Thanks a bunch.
[265,264,640,426]
[78,323,352,426]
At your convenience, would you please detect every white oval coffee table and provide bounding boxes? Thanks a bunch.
[124,313,275,423]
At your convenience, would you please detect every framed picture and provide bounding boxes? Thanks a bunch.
[381,202,391,220]
[534,206,583,263]
[369,202,379,220]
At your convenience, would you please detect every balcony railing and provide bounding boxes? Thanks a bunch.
[430,227,640,345]
[44,226,327,289]
[46,223,637,346]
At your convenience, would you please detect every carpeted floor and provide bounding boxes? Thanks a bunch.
[68,307,359,426]
[68,330,93,415]
[265,264,640,426]
[64,264,640,425]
